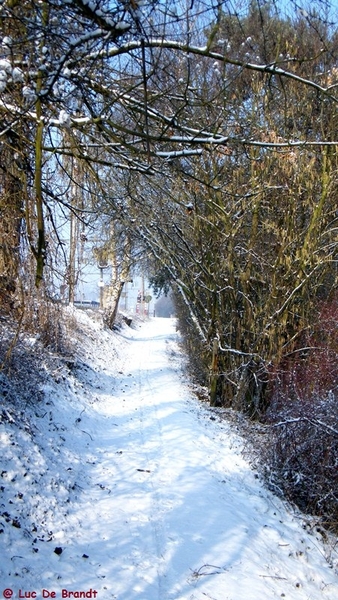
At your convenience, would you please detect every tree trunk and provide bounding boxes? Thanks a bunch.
[103,281,125,329]
[0,131,23,310]
[233,359,267,418]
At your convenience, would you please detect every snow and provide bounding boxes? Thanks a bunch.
[62,67,71,79]
[155,149,203,158]
[1,312,338,600]
[115,22,130,31]
[2,36,13,47]
[12,67,24,83]
[0,59,11,73]
[22,85,37,103]
[58,110,72,128]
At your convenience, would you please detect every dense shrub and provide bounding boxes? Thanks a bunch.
[264,299,338,532]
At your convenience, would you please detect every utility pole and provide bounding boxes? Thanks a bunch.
[141,273,145,316]
[98,260,108,309]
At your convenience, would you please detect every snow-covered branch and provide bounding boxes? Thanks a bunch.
[89,38,338,102]
[272,417,338,437]
[68,0,131,36]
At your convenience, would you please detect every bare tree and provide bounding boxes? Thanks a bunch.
[1,1,338,390]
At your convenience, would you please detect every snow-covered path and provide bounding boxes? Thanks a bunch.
[1,316,338,600]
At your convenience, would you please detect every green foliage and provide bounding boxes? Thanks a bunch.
[149,268,172,298]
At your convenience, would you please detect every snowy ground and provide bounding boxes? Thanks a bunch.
[1,311,338,600]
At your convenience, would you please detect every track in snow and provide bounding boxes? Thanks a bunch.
[1,316,337,600]
[61,318,337,600]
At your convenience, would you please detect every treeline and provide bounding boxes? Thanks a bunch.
[0,1,337,528]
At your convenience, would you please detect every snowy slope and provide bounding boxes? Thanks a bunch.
[0,312,337,600]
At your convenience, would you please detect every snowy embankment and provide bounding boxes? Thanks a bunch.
[1,310,338,600]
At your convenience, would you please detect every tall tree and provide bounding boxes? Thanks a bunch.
[1,0,338,414]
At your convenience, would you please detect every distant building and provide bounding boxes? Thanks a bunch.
[118,275,154,316]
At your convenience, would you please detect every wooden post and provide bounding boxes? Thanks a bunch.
[210,337,219,406]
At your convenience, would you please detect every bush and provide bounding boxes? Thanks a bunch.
[264,298,338,532]
[265,394,338,531]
